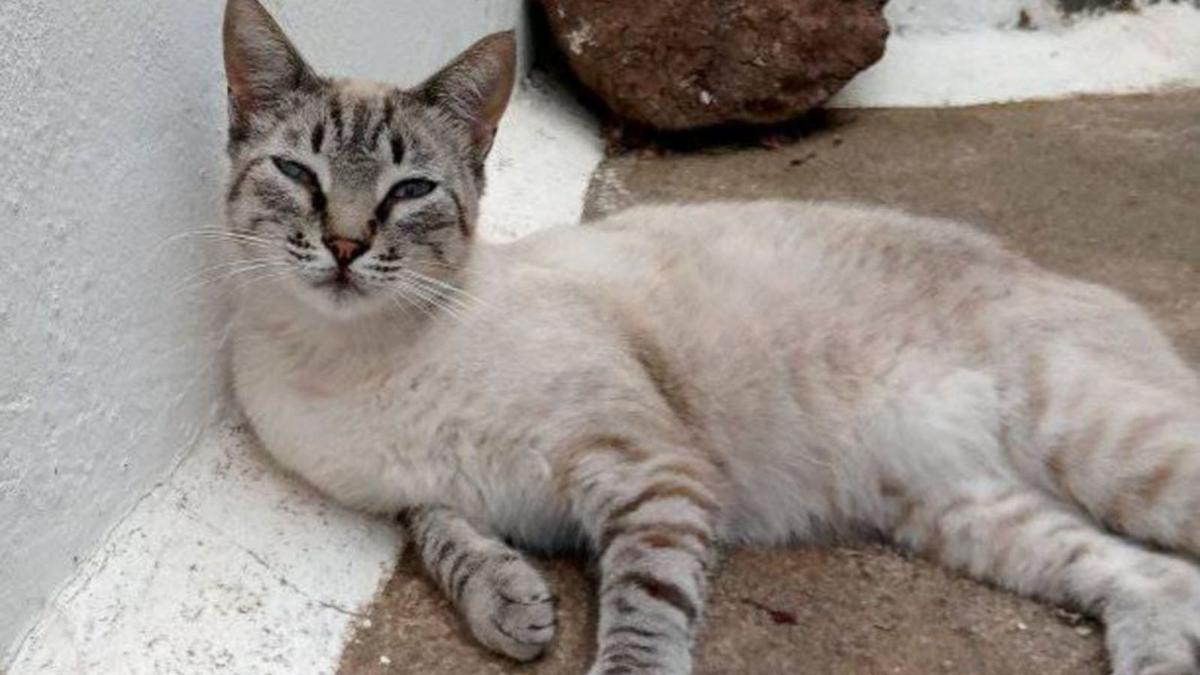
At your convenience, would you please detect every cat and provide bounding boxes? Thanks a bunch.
[220,1,1200,673]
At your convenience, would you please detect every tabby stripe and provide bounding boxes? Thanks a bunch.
[609,572,698,624]
[1046,450,1081,506]
[987,503,1042,575]
[1041,521,1086,540]
[1079,416,1111,461]
[415,220,454,234]
[310,121,326,154]
[452,558,486,603]
[419,240,448,264]
[372,97,395,152]
[1134,457,1179,506]
[329,96,344,141]
[602,653,656,669]
[416,508,444,540]
[251,180,304,216]
[601,521,712,554]
[350,99,370,147]
[1108,449,1184,530]
[647,459,719,487]
[590,436,653,465]
[621,642,658,655]
[444,550,470,587]
[1116,414,1172,459]
[229,157,270,202]
[431,539,455,567]
[1063,542,1092,567]
[606,625,667,642]
[390,135,405,165]
[613,596,638,615]
[606,482,719,526]
[922,495,974,559]
[557,438,652,497]
[448,189,471,238]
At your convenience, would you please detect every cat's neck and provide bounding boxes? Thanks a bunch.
[231,281,429,372]
[233,247,493,368]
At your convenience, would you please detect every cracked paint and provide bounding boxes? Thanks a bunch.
[7,427,402,674]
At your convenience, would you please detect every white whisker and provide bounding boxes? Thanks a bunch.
[169,260,292,298]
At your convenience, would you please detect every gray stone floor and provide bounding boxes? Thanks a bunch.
[339,91,1199,674]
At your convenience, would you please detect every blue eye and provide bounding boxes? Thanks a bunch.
[387,179,437,202]
[271,157,314,183]
[270,157,325,212]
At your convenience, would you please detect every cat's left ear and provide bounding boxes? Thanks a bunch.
[417,31,517,162]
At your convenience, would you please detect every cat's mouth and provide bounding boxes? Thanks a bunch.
[315,270,365,299]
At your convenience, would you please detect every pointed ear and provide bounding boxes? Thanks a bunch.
[223,0,320,126]
[417,31,517,161]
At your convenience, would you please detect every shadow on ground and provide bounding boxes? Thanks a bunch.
[340,91,1199,674]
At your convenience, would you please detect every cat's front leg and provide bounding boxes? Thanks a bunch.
[403,505,557,661]
[564,436,726,675]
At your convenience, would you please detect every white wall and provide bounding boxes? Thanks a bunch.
[883,0,1063,32]
[834,0,1200,106]
[0,0,525,657]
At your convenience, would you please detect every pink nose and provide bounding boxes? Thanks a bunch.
[324,237,367,266]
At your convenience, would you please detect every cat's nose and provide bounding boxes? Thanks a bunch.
[323,236,368,267]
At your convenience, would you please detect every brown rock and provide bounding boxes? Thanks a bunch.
[539,0,890,131]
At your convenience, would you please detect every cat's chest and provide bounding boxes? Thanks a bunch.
[231,334,561,531]
[234,339,462,510]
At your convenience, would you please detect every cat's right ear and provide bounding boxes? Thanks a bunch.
[223,0,320,129]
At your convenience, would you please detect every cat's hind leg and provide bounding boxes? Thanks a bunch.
[403,505,557,661]
[890,480,1200,675]
[1014,338,1200,557]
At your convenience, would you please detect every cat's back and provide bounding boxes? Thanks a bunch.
[508,200,1031,325]
[492,200,1038,412]
[592,200,1024,279]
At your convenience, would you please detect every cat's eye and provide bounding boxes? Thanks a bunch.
[271,156,325,211]
[386,178,437,202]
[272,156,316,184]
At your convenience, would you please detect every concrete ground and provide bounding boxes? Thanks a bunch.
[339,91,1200,674]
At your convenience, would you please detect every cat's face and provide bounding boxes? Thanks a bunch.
[222,0,515,318]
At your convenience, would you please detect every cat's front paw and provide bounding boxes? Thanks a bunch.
[1105,560,1200,675]
[460,552,556,661]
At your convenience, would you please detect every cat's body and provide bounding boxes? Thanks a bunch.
[221,2,1200,673]
[238,199,1192,545]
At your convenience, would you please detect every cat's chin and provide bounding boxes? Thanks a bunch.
[284,280,393,321]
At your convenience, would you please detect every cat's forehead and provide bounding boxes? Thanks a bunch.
[271,81,429,160]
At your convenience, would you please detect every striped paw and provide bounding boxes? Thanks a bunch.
[587,658,691,675]
[460,553,556,661]
[1105,559,1200,675]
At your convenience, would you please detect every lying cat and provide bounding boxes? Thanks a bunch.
[221,1,1200,673]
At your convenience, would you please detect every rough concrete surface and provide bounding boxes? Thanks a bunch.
[340,91,1198,674]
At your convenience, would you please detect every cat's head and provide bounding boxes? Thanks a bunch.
[222,0,515,318]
